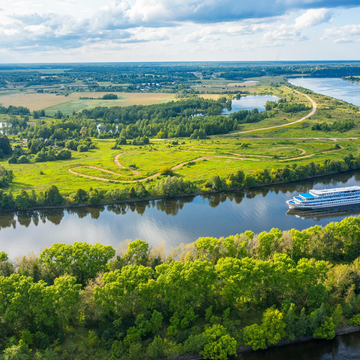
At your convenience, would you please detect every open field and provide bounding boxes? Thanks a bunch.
[0,92,176,112]
[1,136,358,195]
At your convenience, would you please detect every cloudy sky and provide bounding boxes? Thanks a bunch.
[0,0,360,63]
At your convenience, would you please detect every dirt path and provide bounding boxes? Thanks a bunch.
[68,154,260,183]
[223,88,317,136]
[114,153,141,175]
[322,145,344,153]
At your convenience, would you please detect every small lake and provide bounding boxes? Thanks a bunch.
[2,170,360,259]
[288,77,360,106]
[223,95,279,114]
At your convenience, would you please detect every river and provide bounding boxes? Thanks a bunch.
[238,332,360,360]
[288,77,360,106]
[2,170,360,259]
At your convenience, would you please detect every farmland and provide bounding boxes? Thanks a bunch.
[0,92,175,113]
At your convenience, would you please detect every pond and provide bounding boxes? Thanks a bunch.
[2,170,360,259]
[288,77,360,107]
[223,95,279,114]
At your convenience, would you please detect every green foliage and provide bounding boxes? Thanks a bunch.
[39,242,115,284]
[3,344,31,360]
[17,155,30,164]
[201,324,237,360]
[44,185,63,206]
[313,318,335,340]
[159,166,173,176]
[243,324,267,351]
[350,314,360,326]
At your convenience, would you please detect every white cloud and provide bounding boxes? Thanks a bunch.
[294,8,332,29]
[322,24,360,43]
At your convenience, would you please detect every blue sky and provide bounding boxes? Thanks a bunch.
[0,0,360,62]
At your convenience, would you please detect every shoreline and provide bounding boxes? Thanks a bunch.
[0,170,350,213]
[160,325,360,360]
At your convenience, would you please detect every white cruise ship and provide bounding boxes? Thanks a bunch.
[286,186,360,210]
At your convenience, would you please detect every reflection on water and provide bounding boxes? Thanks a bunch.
[287,204,360,221]
[2,170,360,258]
[238,331,360,360]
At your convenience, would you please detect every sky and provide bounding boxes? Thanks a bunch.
[0,0,360,63]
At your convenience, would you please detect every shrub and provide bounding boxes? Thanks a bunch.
[56,149,72,160]
[160,166,173,176]
[77,144,88,152]
[8,156,18,164]
[350,314,360,326]
[17,155,30,164]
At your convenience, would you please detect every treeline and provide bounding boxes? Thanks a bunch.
[265,98,311,113]
[2,217,360,358]
[311,119,355,132]
[0,105,30,115]
[79,97,225,122]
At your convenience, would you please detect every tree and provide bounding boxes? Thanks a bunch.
[39,242,115,284]
[243,324,267,351]
[262,308,286,345]
[284,303,296,340]
[295,308,309,337]
[201,325,237,360]
[313,318,335,340]
[0,135,12,155]
[80,127,88,137]
[44,185,63,206]
[3,344,31,360]
[257,228,283,260]
[147,336,164,359]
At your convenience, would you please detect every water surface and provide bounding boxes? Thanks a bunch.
[223,95,278,114]
[2,170,360,258]
[238,331,360,360]
[288,77,360,106]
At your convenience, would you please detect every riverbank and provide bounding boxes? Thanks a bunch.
[159,325,360,360]
[0,169,344,213]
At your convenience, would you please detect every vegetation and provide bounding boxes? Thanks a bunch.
[1,216,360,358]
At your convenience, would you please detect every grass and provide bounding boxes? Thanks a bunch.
[2,137,358,196]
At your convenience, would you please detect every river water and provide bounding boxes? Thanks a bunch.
[238,332,360,360]
[2,170,360,259]
[288,77,360,106]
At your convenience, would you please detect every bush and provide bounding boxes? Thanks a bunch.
[77,144,88,152]
[17,155,30,164]
[160,166,173,176]
[56,149,72,160]
[8,156,18,164]
[350,314,360,326]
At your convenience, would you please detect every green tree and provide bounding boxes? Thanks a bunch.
[201,324,237,360]
[262,308,286,345]
[44,185,63,206]
[243,324,267,351]
[39,242,115,284]
[313,318,335,340]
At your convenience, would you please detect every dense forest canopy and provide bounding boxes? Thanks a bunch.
[2,216,360,358]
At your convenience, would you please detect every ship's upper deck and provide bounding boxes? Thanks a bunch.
[310,186,360,197]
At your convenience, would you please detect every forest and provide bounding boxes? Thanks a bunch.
[2,216,360,359]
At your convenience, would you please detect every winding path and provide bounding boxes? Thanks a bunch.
[68,154,260,183]
[225,88,317,135]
